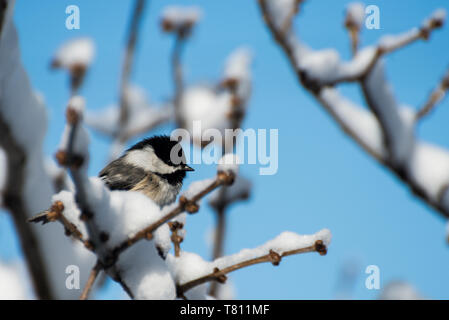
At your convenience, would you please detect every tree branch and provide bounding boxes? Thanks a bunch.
[258,0,449,219]
[416,68,449,120]
[178,240,327,296]
[117,0,147,142]
[79,260,102,300]
[172,34,186,126]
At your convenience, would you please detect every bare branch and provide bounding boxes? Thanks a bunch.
[172,35,186,126]
[168,221,184,257]
[79,260,102,300]
[178,240,327,296]
[117,0,147,142]
[416,68,449,120]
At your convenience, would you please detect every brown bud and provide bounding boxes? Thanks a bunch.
[314,240,327,256]
[268,249,282,266]
[185,201,199,214]
[213,268,227,283]
[168,221,183,231]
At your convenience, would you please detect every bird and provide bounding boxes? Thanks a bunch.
[99,135,194,207]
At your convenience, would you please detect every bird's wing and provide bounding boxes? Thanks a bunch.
[99,159,147,191]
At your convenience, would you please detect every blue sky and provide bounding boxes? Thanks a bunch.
[1,0,449,299]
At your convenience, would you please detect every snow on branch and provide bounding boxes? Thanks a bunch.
[258,0,449,220]
[173,229,331,298]
[51,37,95,94]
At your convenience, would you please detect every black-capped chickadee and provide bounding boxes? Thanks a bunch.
[99,135,194,207]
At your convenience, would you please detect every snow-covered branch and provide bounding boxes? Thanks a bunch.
[258,0,449,220]
[173,229,331,298]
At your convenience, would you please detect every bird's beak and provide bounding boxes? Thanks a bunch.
[183,164,195,171]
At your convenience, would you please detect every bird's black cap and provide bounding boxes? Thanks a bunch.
[127,135,194,171]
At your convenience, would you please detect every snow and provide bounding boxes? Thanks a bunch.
[217,154,240,175]
[346,3,365,29]
[364,61,415,165]
[300,49,341,83]
[154,223,171,258]
[117,241,176,300]
[422,9,446,29]
[379,28,420,51]
[222,47,253,102]
[182,178,215,200]
[299,47,377,85]
[179,85,233,145]
[265,0,297,30]
[319,88,386,158]
[68,95,85,115]
[407,142,449,201]
[214,281,236,300]
[161,6,202,31]
[167,251,211,299]
[379,281,423,300]
[52,37,95,69]
[223,48,252,82]
[0,261,31,300]
[59,96,90,164]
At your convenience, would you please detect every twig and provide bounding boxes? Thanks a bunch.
[168,221,184,257]
[28,201,93,250]
[117,0,147,142]
[178,240,327,296]
[416,68,449,120]
[172,35,185,125]
[208,204,226,297]
[79,260,102,300]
